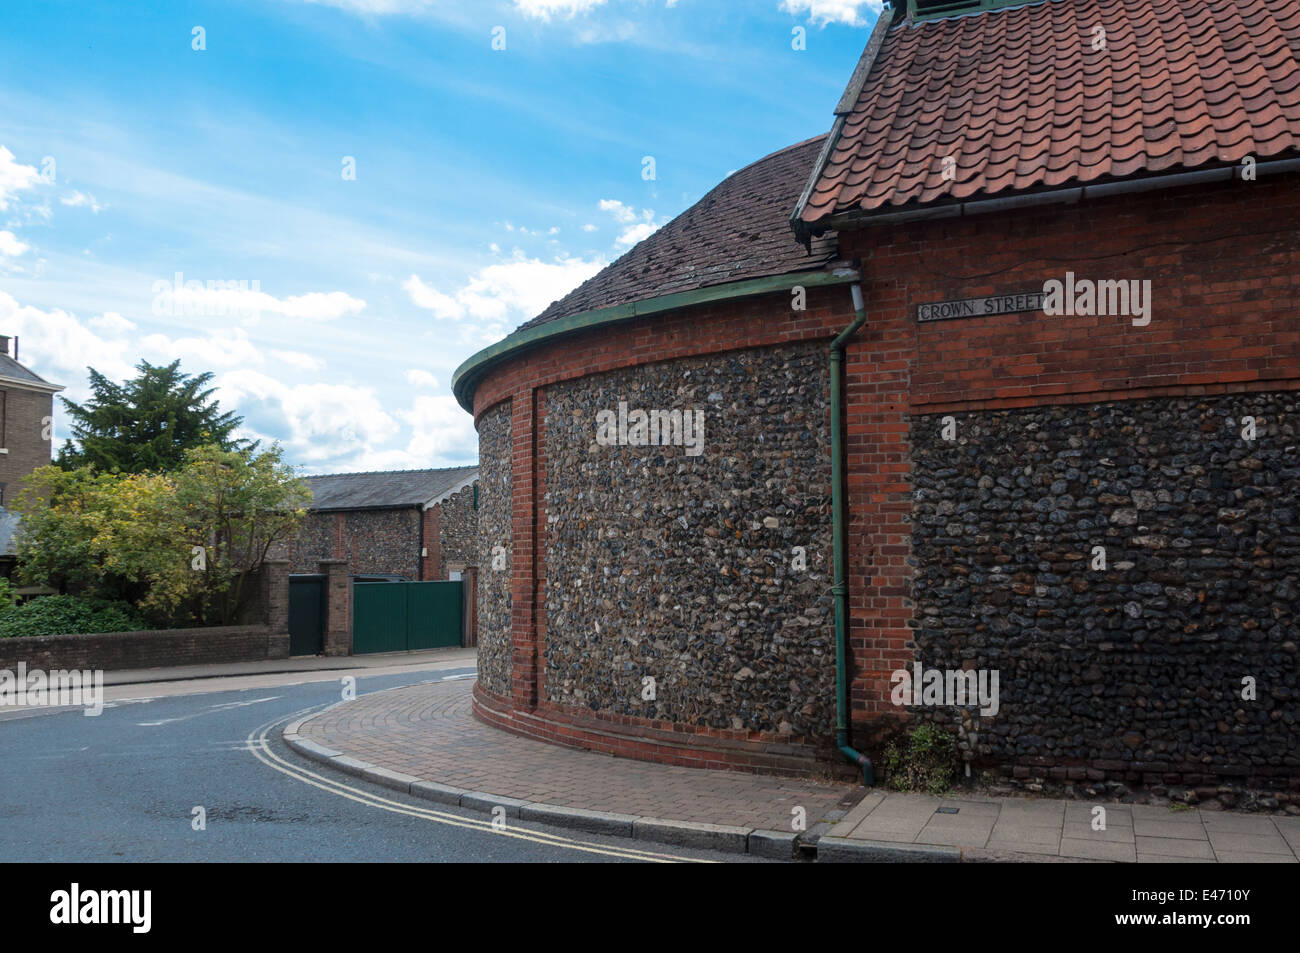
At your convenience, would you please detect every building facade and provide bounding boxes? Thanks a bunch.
[289,467,479,581]
[0,334,64,574]
[455,0,1300,800]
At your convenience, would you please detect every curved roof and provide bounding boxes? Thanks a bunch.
[796,0,1300,233]
[521,135,838,331]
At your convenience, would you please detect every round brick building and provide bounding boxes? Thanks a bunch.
[455,0,1300,797]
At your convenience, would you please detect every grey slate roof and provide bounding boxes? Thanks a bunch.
[518,135,839,331]
[0,354,61,390]
[304,466,478,512]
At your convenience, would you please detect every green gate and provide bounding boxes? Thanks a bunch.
[288,575,325,656]
[352,580,463,654]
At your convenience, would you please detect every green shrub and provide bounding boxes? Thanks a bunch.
[0,578,16,612]
[0,595,147,639]
[882,723,961,795]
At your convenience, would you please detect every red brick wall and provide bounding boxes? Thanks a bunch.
[421,505,439,581]
[836,173,1300,724]
[471,171,1300,768]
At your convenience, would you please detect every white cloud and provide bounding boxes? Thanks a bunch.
[582,223,597,232]
[60,190,106,213]
[403,275,462,321]
[501,221,561,237]
[398,394,477,463]
[0,292,136,401]
[598,198,639,224]
[0,230,29,257]
[152,278,366,324]
[217,369,400,465]
[271,350,326,372]
[780,0,882,26]
[89,312,137,334]
[405,251,605,331]
[0,146,42,212]
[515,0,607,20]
[598,199,659,247]
[140,327,264,370]
[615,222,659,247]
[406,369,439,389]
[0,290,472,473]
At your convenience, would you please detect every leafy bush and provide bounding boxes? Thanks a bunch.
[882,723,960,795]
[0,595,146,639]
[14,444,309,628]
[0,578,16,612]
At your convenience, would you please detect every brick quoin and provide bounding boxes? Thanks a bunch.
[421,504,439,581]
[470,174,1300,775]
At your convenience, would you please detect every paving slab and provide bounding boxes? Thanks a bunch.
[1134,818,1207,839]
[1134,835,1216,859]
[1212,851,1298,863]
[1206,831,1293,855]
[1058,837,1136,863]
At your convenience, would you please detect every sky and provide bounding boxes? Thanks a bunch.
[0,0,883,475]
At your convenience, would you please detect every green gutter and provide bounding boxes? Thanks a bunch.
[451,269,859,413]
[831,283,874,785]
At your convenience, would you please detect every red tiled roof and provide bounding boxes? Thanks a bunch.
[796,0,1300,231]
[522,136,837,330]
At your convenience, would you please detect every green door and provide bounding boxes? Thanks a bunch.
[407,581,463,650]
[288,575,325,656]
[352,580,463,654]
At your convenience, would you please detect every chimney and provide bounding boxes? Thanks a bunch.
[0,335,9,357]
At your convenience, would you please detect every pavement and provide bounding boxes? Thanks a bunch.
[288,677,1300,863]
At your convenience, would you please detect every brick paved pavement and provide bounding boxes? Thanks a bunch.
[298,679,854,830]
[297,679,1300,862]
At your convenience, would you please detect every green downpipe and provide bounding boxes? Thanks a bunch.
[830,283,874,786]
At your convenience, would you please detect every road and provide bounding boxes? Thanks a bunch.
[0,660,765,863]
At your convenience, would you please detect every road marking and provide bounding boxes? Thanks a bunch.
[138,696,282,727]
[246,710,712,863]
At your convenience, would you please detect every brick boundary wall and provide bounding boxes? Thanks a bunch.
[469,173,1300,782]
[0,625,276,673]
[0,560,293,674]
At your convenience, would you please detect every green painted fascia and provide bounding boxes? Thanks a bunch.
[451,268,860,412]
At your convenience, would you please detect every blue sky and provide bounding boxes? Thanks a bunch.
[0,0,881,473]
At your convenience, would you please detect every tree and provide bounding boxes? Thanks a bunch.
[12,465,175,605]
[56,360,253,473]
[14,444,310,627]
[154,444,311,626]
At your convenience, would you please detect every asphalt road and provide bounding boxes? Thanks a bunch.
[0,665,766,863]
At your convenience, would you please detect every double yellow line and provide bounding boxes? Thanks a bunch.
[245,708,713,863]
